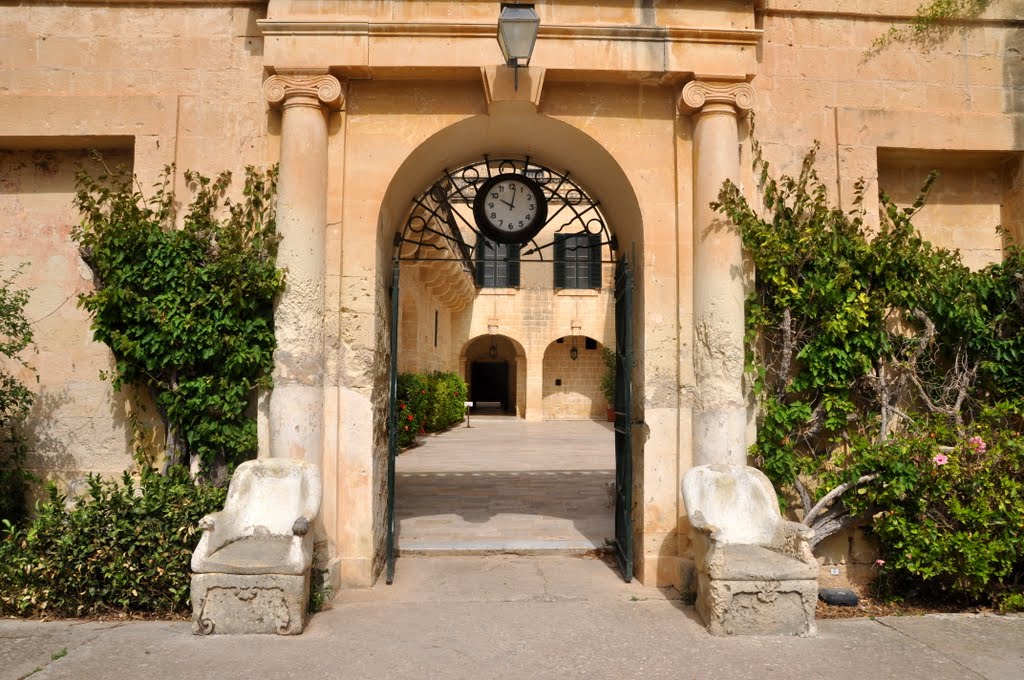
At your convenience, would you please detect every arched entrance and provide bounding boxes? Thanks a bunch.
[461,334,525,416]
[376,114,644,585]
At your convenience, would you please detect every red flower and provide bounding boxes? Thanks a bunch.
[407,414,414,421]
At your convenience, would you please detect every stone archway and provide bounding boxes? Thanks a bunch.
[460,334,526,417]
[311,98,652,588]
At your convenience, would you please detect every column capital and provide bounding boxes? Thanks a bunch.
[677,81,755,117]
[263,73,344,111]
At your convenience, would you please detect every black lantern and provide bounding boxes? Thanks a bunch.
[497,3,540,91]
[569,336,578,361]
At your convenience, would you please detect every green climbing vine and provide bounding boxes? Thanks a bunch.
[73,162,282,475]
[713,141,1024,607]
[872,0,995,52]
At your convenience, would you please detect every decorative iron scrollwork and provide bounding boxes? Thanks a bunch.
[395,156,615,265]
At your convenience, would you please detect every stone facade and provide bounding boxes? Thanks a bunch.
[2,0,1022,592]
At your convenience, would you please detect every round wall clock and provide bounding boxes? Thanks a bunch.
[472,173,548,245]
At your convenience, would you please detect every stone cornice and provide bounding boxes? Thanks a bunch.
[256,19,762,46]
[678,81,756,116]
[263,74,344,111]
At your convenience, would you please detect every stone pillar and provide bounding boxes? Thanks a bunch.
[679,81,755,467]
[262,73,343,463]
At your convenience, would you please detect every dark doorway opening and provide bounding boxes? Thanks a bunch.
[470,361,509,413]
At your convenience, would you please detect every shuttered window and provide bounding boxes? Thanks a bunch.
[554,233,601,289]
[475,239,520,288]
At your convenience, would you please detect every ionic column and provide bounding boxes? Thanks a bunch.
[262,73,343,463]
[679,80,755,467]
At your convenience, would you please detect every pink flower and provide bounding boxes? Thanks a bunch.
[968,436,987,453]
[933,454,949,466]
[875,559,885,567]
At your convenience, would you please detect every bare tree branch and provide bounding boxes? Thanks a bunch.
[803,473,880,527]
[778,307,793,393]
[809,513,867,549]
[793,477,813,517]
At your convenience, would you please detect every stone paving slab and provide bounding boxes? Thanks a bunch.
[0,620,119,680]
[397,419,615,553]
[875,613,1024,680]
[4,556,1022,680]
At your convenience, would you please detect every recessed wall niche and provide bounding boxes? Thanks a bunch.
[877,148,1022,271]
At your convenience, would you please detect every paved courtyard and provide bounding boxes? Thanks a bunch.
[4,555,1023,680]
[396,417,616,553]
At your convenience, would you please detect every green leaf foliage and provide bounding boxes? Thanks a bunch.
[0,265,37,525]
[395,371,467,448]
[0,465,226,616]
[713,140,1024,605]
[72,162,282,473]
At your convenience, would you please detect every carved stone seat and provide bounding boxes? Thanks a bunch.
[190,458,322,635]
[682,464,817,636]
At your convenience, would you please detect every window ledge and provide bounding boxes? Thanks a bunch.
[478,287,518,296]
[555,288,601,297]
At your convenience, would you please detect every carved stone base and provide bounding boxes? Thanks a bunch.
[191,572,309,635]
[696,576,817,637]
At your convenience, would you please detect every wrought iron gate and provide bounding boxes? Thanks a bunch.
[613,255,633,582]
[385,260,400,584]
[385,157,631,585]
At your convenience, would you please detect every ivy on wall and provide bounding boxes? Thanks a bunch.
[73,162,282,475]
[713,141,1024,607]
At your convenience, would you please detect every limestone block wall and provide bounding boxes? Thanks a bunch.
[756,0,1024,249]
[0,149,157,495]
[877,150,1012,270]
[1,2,271,495]
[541,338,607,420]
[396,266,462,375]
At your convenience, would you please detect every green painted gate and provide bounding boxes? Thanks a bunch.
[613,255,633,582]
[385,259,400,584]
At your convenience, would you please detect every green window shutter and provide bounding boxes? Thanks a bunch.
[553,235,567,288]
[475,240,488,286]
[588,234,602,289]
[508,244,521,288]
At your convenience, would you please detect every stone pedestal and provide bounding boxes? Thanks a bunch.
[191,573,310,636]
[698,577,817,637]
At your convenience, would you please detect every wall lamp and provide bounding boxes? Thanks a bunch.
[497,3,540,91]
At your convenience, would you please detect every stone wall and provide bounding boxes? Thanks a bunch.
[541,337,607,420]
[877,150,1011,270]
[1,2,270,495]
[757,0,1024,226]
[0,148,146,496]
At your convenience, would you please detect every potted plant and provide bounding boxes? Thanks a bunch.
[601,346,616,422]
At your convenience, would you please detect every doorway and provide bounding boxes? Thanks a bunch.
[470,361,509,413]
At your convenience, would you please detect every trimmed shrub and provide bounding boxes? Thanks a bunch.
[0,465,226,617]
[426,371,467,432]
[395,371,467,447]
[396,372,430,448]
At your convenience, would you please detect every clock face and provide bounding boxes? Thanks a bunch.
[473,174,548,244]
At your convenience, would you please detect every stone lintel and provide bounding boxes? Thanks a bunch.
[677,80,755,117]
[263,73,345,111]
